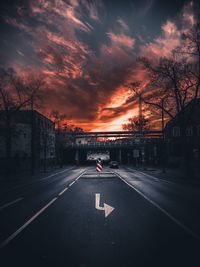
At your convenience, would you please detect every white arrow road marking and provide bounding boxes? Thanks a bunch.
[95,193,114,218]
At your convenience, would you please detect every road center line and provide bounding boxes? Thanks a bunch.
[114,171,200,241]
[69,181,75,187]
[0,198,23,211]
[58,170,87,196]
[58,187,68,196]
[0,197,57,249]
[0,170,87,249]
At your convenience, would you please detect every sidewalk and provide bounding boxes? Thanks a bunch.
[0,165,74,193]
[125,165,200,186]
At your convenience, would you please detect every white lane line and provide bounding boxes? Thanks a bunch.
[114,171,200,241]
[40,167,74,181]
[0,197,57,249]
[69,181,75,187]
[0,170,87,249]
[58,170,87,196]
[126,167,177,185]
[58,187,68,196]
[0,198,23,211]
[5,167,75,193]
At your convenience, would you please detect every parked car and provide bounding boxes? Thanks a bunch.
[109,161,119,168]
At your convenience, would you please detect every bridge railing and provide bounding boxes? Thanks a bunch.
[63,130,163,138]
[66,139,161,148]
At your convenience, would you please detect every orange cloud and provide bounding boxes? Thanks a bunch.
[107,32,135,49]
[140,20,181,60]
[3,0,197,132]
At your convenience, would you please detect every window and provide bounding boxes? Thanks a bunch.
[172,126,180,137]
[186,126,193,136]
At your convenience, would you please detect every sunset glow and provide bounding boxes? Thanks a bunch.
[0,0,197,131]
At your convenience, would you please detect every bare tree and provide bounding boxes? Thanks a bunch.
[132,56,196,118]
[49,110,67,130]
[0,68,44,177]
[174,22,200,99]
[122,115,149,131]
[49,110,84,167]
[49,110,67,167]
[130,22,200,176]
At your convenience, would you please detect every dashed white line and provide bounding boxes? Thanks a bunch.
[0,197,57,249]
[69,181,75,187]
[0,198,23,211]
[58,187,68,196]
[59,170,87,195]
[0,170,87,249]
[114,171,200,241]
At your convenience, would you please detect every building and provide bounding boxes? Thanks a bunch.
[0,110,55,173]
[164,99,200,167]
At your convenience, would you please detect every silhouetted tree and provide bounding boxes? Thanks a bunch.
[122,116,149,131]
[49,110,67,130]
[0,68,45,177]
[131,22,200,176]
[49,110,84,167]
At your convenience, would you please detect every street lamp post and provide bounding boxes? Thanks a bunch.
[161,99,166,173]
[30,97,35,175]
[141,146,146,170]
[127,153,130,165]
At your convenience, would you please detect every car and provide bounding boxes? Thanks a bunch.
[109,161,119,168]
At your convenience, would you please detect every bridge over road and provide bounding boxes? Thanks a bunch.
[62,130,164,166]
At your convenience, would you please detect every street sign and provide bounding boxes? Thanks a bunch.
[133,149,140,158]
[95,193,114,218]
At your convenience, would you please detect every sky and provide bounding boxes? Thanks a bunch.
[0,0,199,131]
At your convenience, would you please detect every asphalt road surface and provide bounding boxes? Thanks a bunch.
[0,166,200,267]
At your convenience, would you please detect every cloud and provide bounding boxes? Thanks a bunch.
[30,0,94,32]
[182,1,196,26]
[139,2,197,61]
[5,17,31,32]
[117,18,129,32]
[81,0,104,22]
[3,0,198,131]
[140,20,181,60]
[107,32,135,49]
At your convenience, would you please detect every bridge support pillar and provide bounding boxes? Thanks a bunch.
[119,149,122,164]
[75,150,79,165]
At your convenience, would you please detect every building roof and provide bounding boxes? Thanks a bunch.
[0,109,54,124]
[165,98,200,129]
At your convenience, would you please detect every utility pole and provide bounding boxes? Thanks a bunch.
[138,93,143,132]
[138,93,144,169]
[43,132,47,172]
[161,99,166,173]
[31,97,35,175]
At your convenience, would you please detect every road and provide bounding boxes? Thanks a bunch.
[0,166,200,267]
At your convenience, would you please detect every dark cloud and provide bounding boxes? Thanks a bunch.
[0,0,198,130]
